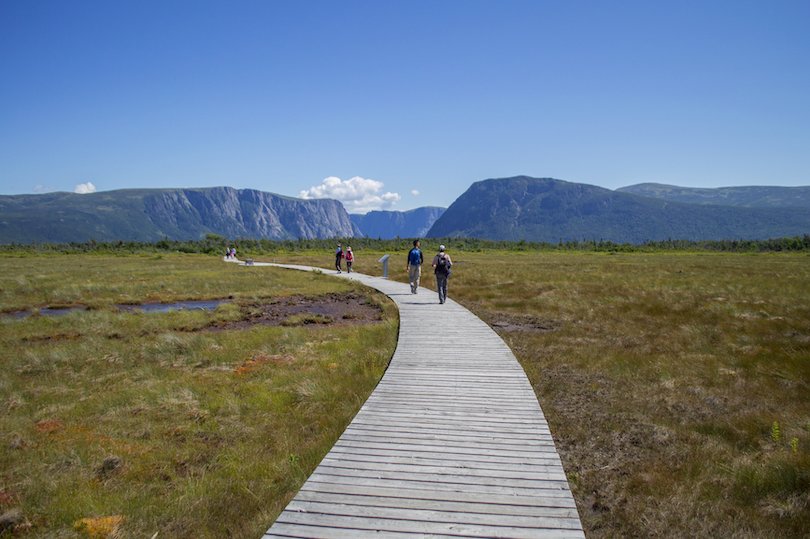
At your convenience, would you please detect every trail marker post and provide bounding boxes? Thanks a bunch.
[378,254,390,278]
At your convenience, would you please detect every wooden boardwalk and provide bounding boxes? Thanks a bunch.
[257,263,584,538]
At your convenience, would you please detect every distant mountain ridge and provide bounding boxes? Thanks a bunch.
[4,178,810,245]
[618,183,810,208]
[427,176,810,243]
[0,187,360,243]
[350,207,446,239]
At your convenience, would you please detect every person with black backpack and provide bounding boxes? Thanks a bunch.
[432,244,453,304]
[406,239,424,294]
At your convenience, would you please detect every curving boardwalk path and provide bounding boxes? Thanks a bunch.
[255,263,584,538]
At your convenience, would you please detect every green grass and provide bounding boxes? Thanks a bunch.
[0,254,398,538]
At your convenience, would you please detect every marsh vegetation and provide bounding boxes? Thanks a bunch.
[0,254,397,537]
[1,248,808,538]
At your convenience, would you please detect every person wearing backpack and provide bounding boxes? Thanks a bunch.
[432,244,453,304]
[406,239,424,294]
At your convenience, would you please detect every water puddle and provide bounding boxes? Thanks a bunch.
[4,306,88,319]
[117,299,227,313]
[3,300,228,320]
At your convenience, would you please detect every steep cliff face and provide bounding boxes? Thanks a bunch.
[351,207,446,239]
[0,187,360,243]
[143,188,360,240]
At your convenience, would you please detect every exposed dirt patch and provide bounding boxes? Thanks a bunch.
[34,419,64,434]
[21,332,83,343]
[488,313,560,333]
[208,292,384,331]
[0,489,17,506]
[234,353,294,375]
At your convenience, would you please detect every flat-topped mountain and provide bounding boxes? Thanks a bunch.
[427,176,810,243]
[618,183,810,208]
[350,207,445,239]
[0,187,360,243]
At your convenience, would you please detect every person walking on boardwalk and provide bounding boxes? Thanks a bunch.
[345,246,354,273]
[406,239,424,294]
[335,243,344,273]
[432,244,453,304]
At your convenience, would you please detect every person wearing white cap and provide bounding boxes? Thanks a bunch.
[431,244,453,304]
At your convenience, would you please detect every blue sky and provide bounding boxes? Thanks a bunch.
[1,0,808,212]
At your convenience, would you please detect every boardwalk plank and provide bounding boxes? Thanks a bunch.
[310,468,569,490]
[306,475,577,499]
[300,482,578,509]
[275,512,585,538]
[285,500,584,529]
[321,452,565,474]
[296,489,578,515]
[316,459,567,481]
[327,447,565,467]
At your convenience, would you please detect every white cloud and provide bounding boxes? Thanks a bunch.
[33,184,54,194]
[411,189,420,196]
[74,182,97,194]
[299,176,401,213]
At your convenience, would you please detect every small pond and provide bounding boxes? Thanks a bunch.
[116,299,228,313]
[3,300,228,320]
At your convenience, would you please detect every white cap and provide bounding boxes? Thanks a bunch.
[439,245,446,251]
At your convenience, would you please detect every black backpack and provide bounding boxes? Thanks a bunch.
[435,254,450,275]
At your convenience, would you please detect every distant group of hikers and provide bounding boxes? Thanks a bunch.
[334,243,355,273]
[334,239,453,304]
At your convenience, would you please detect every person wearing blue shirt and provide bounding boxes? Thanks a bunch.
[405,239,424,294]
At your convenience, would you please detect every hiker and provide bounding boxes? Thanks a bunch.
[432,244,453,304]
[335,243,344,273]
[345,246,354,273]
[406,239,424,294]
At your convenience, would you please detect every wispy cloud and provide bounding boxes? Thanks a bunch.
[33,184,54,194]
[299,176,400,214]
[74,182,96,194]
[411,189,420,196]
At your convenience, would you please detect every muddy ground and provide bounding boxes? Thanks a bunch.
[208,292,384,331]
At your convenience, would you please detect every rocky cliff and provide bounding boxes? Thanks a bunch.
[0,187,360,243]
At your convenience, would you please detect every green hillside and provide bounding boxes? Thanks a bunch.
[618,183,810,208]
[427,176,810,243]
